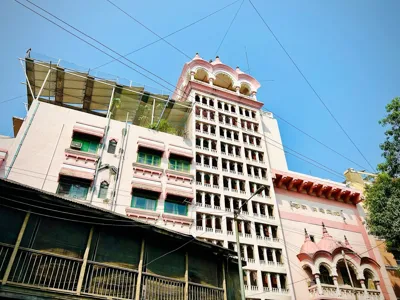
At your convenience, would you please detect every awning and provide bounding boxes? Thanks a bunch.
[73,123,104,138]
[165,186,193,199]
[132,178,162,193]
[168,148,193,159]
[59,167,94,181]
[137,137,165,152]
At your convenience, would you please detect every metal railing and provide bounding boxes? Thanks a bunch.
[82,261,138,299]
[7,246,82,292]
[189,282,224,300]
[0,243,13,280]
[141,272,185,300]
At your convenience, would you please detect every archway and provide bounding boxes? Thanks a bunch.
[364,269,376,290]
[239,83,251,96]
[336,260,361,288]
[214,73,235,91]
[319,265,333,285]
[194,69,209,83]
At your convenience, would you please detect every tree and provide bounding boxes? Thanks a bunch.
[364,173,400,250]
[364,97,400,250]
[377,97,400,177]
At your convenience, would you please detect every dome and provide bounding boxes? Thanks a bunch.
[317,223,341,253]
[300,229,319,255]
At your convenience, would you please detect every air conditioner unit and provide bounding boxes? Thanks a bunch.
[71,141,82,150]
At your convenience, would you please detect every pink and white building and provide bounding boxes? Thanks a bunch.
[0,54,395,299]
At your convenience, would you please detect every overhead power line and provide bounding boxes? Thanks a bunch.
[0,95,26,105]
[215,0,245,56]
[248,0,376,173]
[93,0,241,70]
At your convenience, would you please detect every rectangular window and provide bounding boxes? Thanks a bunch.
[137,149,162,166]
[131,189,159,211]
[98,182,109,199]
[164,195,188,216]
[169,155,191,172]
[107,140,117,154]
[72,132,101,154]
[57,176,91,200]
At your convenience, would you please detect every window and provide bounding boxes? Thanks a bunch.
[107,139,117,154]
[169,155,191,172]
[164,195,188,216]
[57,176,91,200]
[137,148,162,166]
[98,181,109,199]
[131,189,159,211]
[71,132,101,154]
[310,235,315,242]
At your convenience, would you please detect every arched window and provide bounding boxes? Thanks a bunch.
[194,69,209,83]
[107,139,117,154]
[214,73,235,92]
[239,83,251,96]
[98,181,109,199]
[364,269,376,290]
[319,265,333,285]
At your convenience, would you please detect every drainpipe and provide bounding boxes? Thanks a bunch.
[111,112,129,211]
[5,101,40,179]
[90,87,115,203]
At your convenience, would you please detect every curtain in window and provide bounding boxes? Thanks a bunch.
[131,196,157,210]
[164,200,187,215]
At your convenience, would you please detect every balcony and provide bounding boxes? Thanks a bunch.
[0,243,226,300]
[308,284,381,300]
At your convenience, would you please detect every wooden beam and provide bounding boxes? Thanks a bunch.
[326,186,333,199]
[55,66,65,105]
[287,178,295,190]
[333,188,342,201]
[307,183,315,195]
[296,180,305,192]
[83,76,94,112]
[2,212,30,285]
[135,239,146,300]
[76,226,94,295]
[316,184,324,197]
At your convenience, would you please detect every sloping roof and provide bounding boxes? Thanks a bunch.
[0,178,238,260]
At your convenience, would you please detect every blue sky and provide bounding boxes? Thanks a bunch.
[1,0,399,182]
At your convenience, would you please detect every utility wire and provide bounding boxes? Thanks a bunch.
[93,0,241,70]
[105,0,191,60]
[248,0,376,173]
[215,0,245,56]
[17,0,190,100]
[0,95,26,105]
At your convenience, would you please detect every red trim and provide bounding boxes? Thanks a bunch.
[165,186,193,199]
[125,207,160,221]
[65,153,98,163]
[133,166,163,177]
[161,213,193,226]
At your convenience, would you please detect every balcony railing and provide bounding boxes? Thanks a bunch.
[309,284,381,300]
[0,243,227,300]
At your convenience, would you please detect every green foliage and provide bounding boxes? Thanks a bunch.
[377,97,400,177]
[364,173,400,250]
[147,120,177,135]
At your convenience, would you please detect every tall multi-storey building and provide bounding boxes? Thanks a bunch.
[0,53,394,299]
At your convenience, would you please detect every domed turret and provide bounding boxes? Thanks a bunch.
[317,223,340,252]
[300,229,319,255]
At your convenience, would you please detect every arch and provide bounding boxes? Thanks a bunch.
[303,265,315,287]
[239,81,252,96]
[360,264,379,282]
[314,256,336,276]
[336,259,361,288]
[319,265,334,285]
[300,260,317,274]
[363,268,377,290]
[332,254,362,277]
[193,68,210,83]
[213,72,236,92]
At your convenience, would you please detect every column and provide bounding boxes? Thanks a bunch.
[246,135,250,143]
[210,174,214,186]
[246,270,250,287]
[375,282,384,300]
[251,166,255,177]
[236,180,240,191]
[222,115,226,124]
[238,199,243,210]
[234,162,238,173]
[200,122,204,132]
[332,276,340,296]
[228,104,232,112]
[230,197,234,211]
[258,168,262,178]
[199,108,203,118]
[240,221,245,236]
[201,154,204,165]
[247,149,251,159]
[201,172,205,184]
[253,136,256,144]
[209,78,214,86]
[211,194,215,208]
[276,274,282,291]
[251,122,255,131]
[256,270,263,292]
[190,71,195,80]
[268,226,273,239]
[255,151,259,162]
[211,216,216,232]
[256,203,261,215]
[259,224,264,238]
[267,273,272,290]
[202,214,206,230]
[200,137,204,148]
[228,178,232,190]
[315,275,323,295]
[253,183,257,194]
[226,160,231,171]
[263,248,268,263]
[223,129,227,138]
[243,245,248,261]
[202,192,206,206]
[360,280,367,297]
[272,249,277,265]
